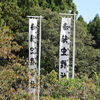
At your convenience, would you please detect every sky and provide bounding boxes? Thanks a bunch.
[73,0,100,23]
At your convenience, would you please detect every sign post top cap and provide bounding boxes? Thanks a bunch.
[59,13,77,16]
[27,15,43,18]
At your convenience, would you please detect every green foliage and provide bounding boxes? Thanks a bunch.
[37,0,78,14]
[40,96,69,100]
[40,70,100,100]
[1,0,23,32]
[14,32,29,58]
[0,26,28,99]
[0,3,5,28]
[72,20,100,77]
[88,14,100,48]
[0,26,39,99]
[17,0,39,17]
[0,26,100,99]
[0,0,100,99]
[14,7,100,77]
[0,0,78,75]
[0,26,22,67]
[78,15,87,27]
[14,7,62,72]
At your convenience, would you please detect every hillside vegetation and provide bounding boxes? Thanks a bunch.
[0,0,100,99]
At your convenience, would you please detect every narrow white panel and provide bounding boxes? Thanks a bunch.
[59,18,71,80]
[29,18,38,95]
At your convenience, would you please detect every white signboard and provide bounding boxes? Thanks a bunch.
[59,18,71,80]
[29,18,38,95]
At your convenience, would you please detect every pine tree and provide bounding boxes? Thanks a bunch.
[88,14,100,48]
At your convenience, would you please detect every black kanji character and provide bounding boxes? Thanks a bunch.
[30,47,34,51]
[30,52,37,54]
[30,58,34,62]
[30,35,37,43]
[30,47,37,54]
[31,93,33,95]
[34,62,37,65]
[68,32,71,34]
[31,73,34,77]
[60,60,66,68]
[61,47,69,56]
[30,80,35,88]
[62,35,70,43]
[31,23,37,30]
[63,23,70,30]
[30,58,37,65]
[60,72,66,78]
[30,58,34,65]
[30,58,37,64]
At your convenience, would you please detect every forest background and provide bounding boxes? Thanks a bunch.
[0,0,100,99]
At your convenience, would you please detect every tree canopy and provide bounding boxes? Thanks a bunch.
[88,14,100,48]
[0,0,100,99]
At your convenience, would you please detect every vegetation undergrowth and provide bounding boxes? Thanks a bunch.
[0,0,100,99]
